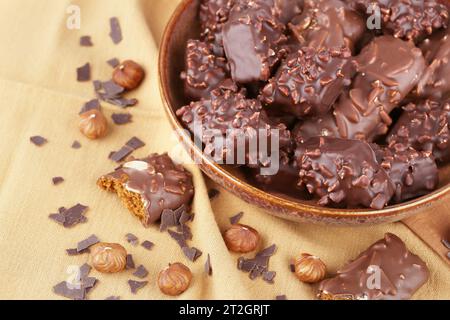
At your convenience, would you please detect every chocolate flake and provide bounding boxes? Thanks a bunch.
[30,136,47,146]
[77,235,100,253]
[168,230,187,248]
[110,146,134,163]
[237,244,277,282]
[80,36,93,47]
[107,58,120,68]
[128,280,148,294]
[105,296,120,300]
[79,99,100,114]
[204,254,212,276]
[52,177,64,185]
[126,137,145,150]
[133,265,149,279]
[276,295,287,300]
[93,79,138,108]
[112,113,132,125]
[141,240,154,251]
[71,140,81,149]
[182,247,203,262]
[109,17,123,45]
[126,254,135,269]
[208,188,220,200]
[229,212,244,225]
[125,233,139,246]
[77,63,91,82]
[49,203,88,228]
[53,263,97,300]
[442,238,450,250]
[66,248,90,256]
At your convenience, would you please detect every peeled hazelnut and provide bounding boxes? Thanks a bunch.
[223,224,260,253]
[112,60,145,90]
[294,253,327,284]
[90,242,127,273]
[79,109,108,140]
[158,263,192,296]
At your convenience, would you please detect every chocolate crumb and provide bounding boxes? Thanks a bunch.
[204,254,212,276]
[276,295,287,300]
[126,254,135,269]
[133,265,149,279]
[125,233,139,246]
[182,247,203,262]
[208,188,220,200]
[105,296,120,300]
[80,36,93,47]
[107,58,120,68]
[30,136,47,146]
[71,140,81,149]
[109,17,122,45]
[77,234,100,253]
[128,280,148,294]
[79,99,100,114]
[112,113,132,125]
[77,63,91,82]
[141,240,154,251]
[52,177,64,185]
[229,212,244,225]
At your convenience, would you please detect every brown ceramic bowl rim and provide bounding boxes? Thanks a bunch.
[158,0,450,222]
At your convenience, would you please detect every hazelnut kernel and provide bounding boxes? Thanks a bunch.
[223,224,260,253]
[112,60,145,90]
[79,109,108,140]
[158,263,192,296]
[294,253,327,284]
[90,242,127,273]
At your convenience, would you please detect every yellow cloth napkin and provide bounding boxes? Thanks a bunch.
[0,0,448,300]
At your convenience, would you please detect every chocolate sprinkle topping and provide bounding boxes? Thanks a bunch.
[107,58,120,68]
[229,212,244,225]
[126,254,135,269]
[141,240,154,251]
[30,136,47,146]
[112,113,132,125]
[133,265,149,279]
[205,254,213,276]
[109,17,123,44]
[128,280,148,294]
[76,234,100,253]
[80,36,93,47]
[49,204,88,228]
[77,63,91,82]
[52,177,64,185]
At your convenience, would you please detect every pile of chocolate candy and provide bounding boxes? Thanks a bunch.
[177,0,450,209]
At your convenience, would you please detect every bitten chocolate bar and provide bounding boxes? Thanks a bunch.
[318,233,430,300]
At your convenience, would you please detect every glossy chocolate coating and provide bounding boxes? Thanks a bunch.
[181,39,229,100]
[373,144,439,203]
[387,99,450,163]
[222,0,288,83]
[177,83,292,166]
[261,46,353,118]
[353,0,448,41]
[101,154,195,226]
[295,36,426,142]
[318,233,430,300]
[295,137,394,209]
[289,0,366,53]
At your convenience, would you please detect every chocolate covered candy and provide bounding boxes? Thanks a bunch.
[222,0,287,83]
[374,144,439,203]
[295,137,394,209]
[387,99,450,163]
[318,233,430,300]
[181,40,229,100]
[295,36,426,142]
[289,0,366,53]
[353,0,448,42]
[261,46,353,117]
[177,83,292,166]
[97,154,195,227]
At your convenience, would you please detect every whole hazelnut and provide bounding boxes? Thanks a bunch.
[223,224,260,253]
[112,60,145,90]
[294,253,327,284]
[79,109,108,140]
[90,242,127,273]
[158,263,192,296]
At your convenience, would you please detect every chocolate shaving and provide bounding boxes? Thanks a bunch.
[93,80,138,108]
[49,204,88,228]
[276,295,287,300]
[110,137,145,163]
[168,230,187,248]
[79,99,100,114]
[229,212,244,225]
[126,137,145,150]
[71,140,81,149]
[128,280,148,294]
[53,263,97,300]
[141,240,154,251]
[237,244,277,283]
[80,36,93,47]
[77,63,91,82]
[109,17,122,45]
[77,234,100,252]
[125,233,139,246]
[112,113,132,125]
[126,254,135,269]
[105,296,120,300]
[133,265,149,279]
[103,80,125,96]
[66,248,90,256]
[30,136,47,146]
[107,58,120,68]
[204,254,212,276]
[208,188,220,200]
[52,177,64,185]
[442,238,450,250]
[182,247,203,262]
[178,224,193,241]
